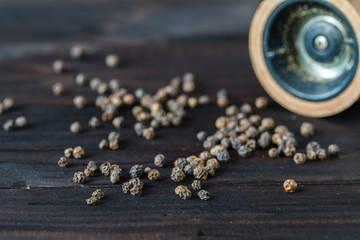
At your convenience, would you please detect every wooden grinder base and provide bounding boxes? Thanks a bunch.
[249,0,360,118]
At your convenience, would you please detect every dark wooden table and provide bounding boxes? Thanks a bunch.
[1,1,360,239]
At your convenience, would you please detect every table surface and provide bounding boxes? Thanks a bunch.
[1,1,360,239]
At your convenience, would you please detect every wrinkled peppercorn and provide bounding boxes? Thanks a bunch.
[198,189,210,200]
[171,166,186,182]
[154,154,166,167]
[72,146,85,159]
[129,165,143,178]
[73,171,86,183]
[191,180,201,191]
[148,169,161,180]
[58,157,69,167]
[283,179,297,193]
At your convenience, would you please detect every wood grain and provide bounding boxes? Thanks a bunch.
[0,1,359,239]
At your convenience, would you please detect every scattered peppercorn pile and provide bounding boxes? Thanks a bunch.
[1,44,341,204]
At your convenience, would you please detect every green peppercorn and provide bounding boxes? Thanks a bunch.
[283,179,297,193]
[3,119,14,131]
[255,96,268,109]
[73,95,87,109]
[268,148,278,158]
[100,161,111,176]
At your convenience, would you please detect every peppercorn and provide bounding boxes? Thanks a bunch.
[268,148,278,158]
[206,158,220,170]
[246,139,257,151]
[100,161,111,176]
[87,161,98,171]
[174,158,187,169]
[3,119,14,131]
[86,197,98,205]
[284,144,296,157]
[255,96,268,109]
[293,153,307,165]
[73,146,85,159]
[84,167,95,177]
[75,73,89,86]
[240,103,252,115]
[182,73,196,93]
[123,94,136,106]
[154,154,165,167]
[90,77,102,91]
[129,165,143,178]
[91,189,104,200]
[306,141,321,153]
[283,179,297,193]
[109,139,119,150]
[258,132,271,149]
[198,95,210,105]
[193,166,208,180]
[57,157,69,167]
[272,126,287,136]
[300,122,314,137]
[109,79,121,92]
[70,44,85,59]
[110,168,122,183]
[148,169,161,180]
[199,151,212,161]
[198,189,210,200]
[142,127,155,140]
[215,116,229,129]
[307,150,317,160]
[13,116,26,128]
[52,82,65,96]
[88,117,101,129]
[105,54,120,68]
[191,180,201,191]
[112,116,124,129]
[122,182,131,194]
[249,114,261,127]
[171,166,186,182]
[238,146,251,158]
[52,59,66,74]
[134,122,146,136]
[123,178,144,196]
[316,148,327,160]
[217,97,229,108]
[135,88,145,99]
[175,185,192,200]
[73,95,87,109]
[73,171,86,183]
[70,121,82,134]
[216,150,230,162]
[107,131,119,142]
[183,164,194,175]
[328,144,340,157]
[144,167,152,174]
[130,186,142,196]
[98,139,109,150]
[64,148,73,158]
[261,117,275,130]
